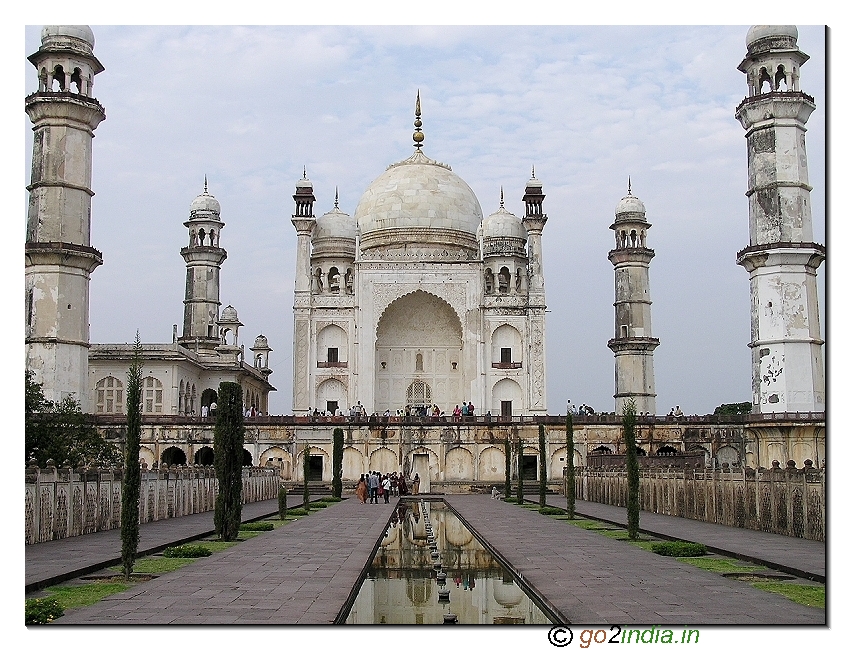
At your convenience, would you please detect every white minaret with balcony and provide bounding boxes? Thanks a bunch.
[607,185,659,415]
[25,26,105,409]
[735,25,824,413]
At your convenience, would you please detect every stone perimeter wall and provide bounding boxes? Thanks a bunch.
[572,463,824,541]
[24,464,279,545]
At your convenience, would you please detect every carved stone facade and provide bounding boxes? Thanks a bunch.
[291,124,548,418]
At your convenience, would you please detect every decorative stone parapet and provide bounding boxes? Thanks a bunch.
[24,462,278,545]
[572,463,824,541]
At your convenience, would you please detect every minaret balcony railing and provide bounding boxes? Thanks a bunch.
[735,90,815,112]
[736,241,825,260]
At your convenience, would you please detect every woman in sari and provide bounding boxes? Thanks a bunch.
[356,475,368,503]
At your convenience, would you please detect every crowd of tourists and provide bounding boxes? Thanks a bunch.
[355,471,421,504]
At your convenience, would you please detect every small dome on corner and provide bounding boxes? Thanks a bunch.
[219,305,239,323]
[41,25,96,49]
[746,25,798,49]
[253,334,270,349]
[313,207,357,241]
[483,207,527,240]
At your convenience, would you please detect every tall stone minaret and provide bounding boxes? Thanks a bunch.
[607,184,659,415]
[522,170,548,414]
[178,180,227,353]
[735,26,824,413]
[25,26,105,409]
[291,170,316,415]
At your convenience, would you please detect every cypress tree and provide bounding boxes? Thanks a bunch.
[278,484,288,520]
[120,332,143,578]
[504,436,512,498]
[516,437,524,505]
[565,412,576,519]
[332,427,343,498]
[623,398,640,540]
[303,446,311,511]
[214,382,244,541]
[538,424,547,508]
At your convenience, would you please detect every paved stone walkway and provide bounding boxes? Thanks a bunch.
[445,496,824,624]
[525,495,825,581]
[34,495,825,625]
[54,497,394,624]
[26,495,303,592]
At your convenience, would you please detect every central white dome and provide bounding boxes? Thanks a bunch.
[354,150,483,249]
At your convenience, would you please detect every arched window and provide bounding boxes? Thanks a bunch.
[775,65,787,91]
[70,67,82,93]
[406,379,431,409]
[198,228,206,246]
[95,376,124,414]
[178,379,184,413]
[498,267,511,294]
[144,377,164,413]
[52,65,65,91]
[758,67,771,94]
[484,268,494,294]
[327,267,340,293]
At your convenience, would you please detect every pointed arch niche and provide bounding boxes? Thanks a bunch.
[375,290,463,414]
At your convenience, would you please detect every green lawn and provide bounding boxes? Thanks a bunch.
[110,557,196,574]
[43,583,131,610]
[752,582,825,608]
[677,557,767,573]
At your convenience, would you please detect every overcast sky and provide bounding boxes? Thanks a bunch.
[18,22,827,416]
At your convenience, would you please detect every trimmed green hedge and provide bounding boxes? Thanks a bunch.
[163,544,213,558]
[503,497,517,503]
[651,541,707,557]
[539,506,566,515]
[321,496,342,502]
[286,507,310,516]
[240,522,274,532]
[26,597,64,624]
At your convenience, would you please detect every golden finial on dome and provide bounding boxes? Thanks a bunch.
[334,186,339,209]
[628,175,632,195]
[204,174,208,193]
[500,186,504,209]
[413,90,424,149]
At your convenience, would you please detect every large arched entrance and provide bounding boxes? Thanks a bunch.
[375,291,463,415]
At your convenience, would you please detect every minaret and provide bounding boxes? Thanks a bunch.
[607,183,659,415]
[25,26,105,409]
[522,169,548,414]
[735,26,824,413]
[291,169,316,415]
[178,179,227,352]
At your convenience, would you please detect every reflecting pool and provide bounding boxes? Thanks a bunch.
[344,500,557,624]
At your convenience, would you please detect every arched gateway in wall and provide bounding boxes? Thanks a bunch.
[375,291,464,415]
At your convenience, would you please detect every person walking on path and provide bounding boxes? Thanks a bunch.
[382,475,392,503]
[356,475,367,503]
[369,472,380,504]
